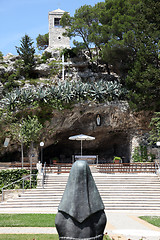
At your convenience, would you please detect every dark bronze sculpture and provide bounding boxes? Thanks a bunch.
[55,160,107,240]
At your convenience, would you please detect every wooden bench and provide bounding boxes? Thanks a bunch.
[74,155,98,164]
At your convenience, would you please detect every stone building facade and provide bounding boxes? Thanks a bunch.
[48,9,70,50]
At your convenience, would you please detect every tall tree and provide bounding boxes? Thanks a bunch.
[101,0,160,111]
[149,112,160,145]
[125,0,160,111]
[16,34,35,78]
[101,0,139,77]
[60,3,106,67]
[36,33,49,51]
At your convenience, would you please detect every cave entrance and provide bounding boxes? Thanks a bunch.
[42,131,130,164]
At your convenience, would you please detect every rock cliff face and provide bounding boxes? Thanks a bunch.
[41,102,151,164]
[0,52,152,164]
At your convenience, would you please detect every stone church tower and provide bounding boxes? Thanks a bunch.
[48,9,70,50]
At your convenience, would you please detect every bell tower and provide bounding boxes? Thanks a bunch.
[48,9,70,50]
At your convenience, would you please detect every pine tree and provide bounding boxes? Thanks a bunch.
[16,34,35,79]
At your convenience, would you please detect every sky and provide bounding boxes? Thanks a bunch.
[0,0,104,56]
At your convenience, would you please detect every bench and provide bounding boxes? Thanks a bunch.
[74,155,98,164]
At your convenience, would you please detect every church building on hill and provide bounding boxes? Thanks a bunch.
[47,8,70,50]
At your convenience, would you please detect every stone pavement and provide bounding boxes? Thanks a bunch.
[0,209,160,239]
[106,211,160,240]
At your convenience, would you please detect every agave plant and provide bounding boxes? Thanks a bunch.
[19,88,34,107]
[74,80,89,101]
[53,81,73,104]
[106,81,124,100]
[35,87,50,104]
[1,89,21,111]
[89,80,106,102]
[49,85,58,100]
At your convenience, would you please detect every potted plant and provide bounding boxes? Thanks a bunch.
[113,156,122,164]
[53,157,59,164]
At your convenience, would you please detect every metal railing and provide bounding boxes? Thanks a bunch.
[45,163,72,174]
[97,162,156,174]
[0,174,37,202]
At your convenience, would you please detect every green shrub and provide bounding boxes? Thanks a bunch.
[60,47,77,60]
[0,169,38,192]
[132,145,155,162]
[49,60,62,77]
[41,51,52,62]
[4,74,20,92]
[1,79,126,112]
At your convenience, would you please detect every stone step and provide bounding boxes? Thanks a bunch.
[44,179,159,183]
[1,173,160,212]
[42,183,160,187]
[45,175,157,178]
[2,198,160,205]
[3,198,160,204]
[32,190,160,195]
[12,198,160,203]
[1,204,160,210]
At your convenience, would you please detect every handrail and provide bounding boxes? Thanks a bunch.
[0,174,37,202]
[42,162,46,188]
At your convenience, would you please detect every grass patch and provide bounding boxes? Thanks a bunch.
[139,216,160,227]
[0,234,112,240]
[103,235,112,240]
[0,214,56,227]
[0,234,58,240]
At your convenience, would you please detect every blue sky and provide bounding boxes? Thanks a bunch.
[0,0,104,56]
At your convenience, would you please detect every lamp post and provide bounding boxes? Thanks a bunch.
[19,131,24,169]
[156,141,160,164]
[40,142,44,163]
[21,137,24,169]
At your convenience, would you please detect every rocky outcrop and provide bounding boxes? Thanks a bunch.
[34,63,52,76]
[0,52,152,164]
[0,51,116,84]
[38,102,152,164]
[0,82,3,98]
[0,99,152,164]
[0,54,20,76]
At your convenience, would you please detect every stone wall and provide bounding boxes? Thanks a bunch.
[48,9,70,50]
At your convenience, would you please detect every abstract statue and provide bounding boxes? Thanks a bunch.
[55,160,107,240]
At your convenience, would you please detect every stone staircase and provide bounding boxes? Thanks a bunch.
[0,172,160,213]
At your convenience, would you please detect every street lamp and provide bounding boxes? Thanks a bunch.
[19,134,24,169]
[40,142,44,163]
[156,142,160,164]
[156,142,160,147]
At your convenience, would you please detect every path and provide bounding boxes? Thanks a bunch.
[0,210,160,240]
[106,212,160,240]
